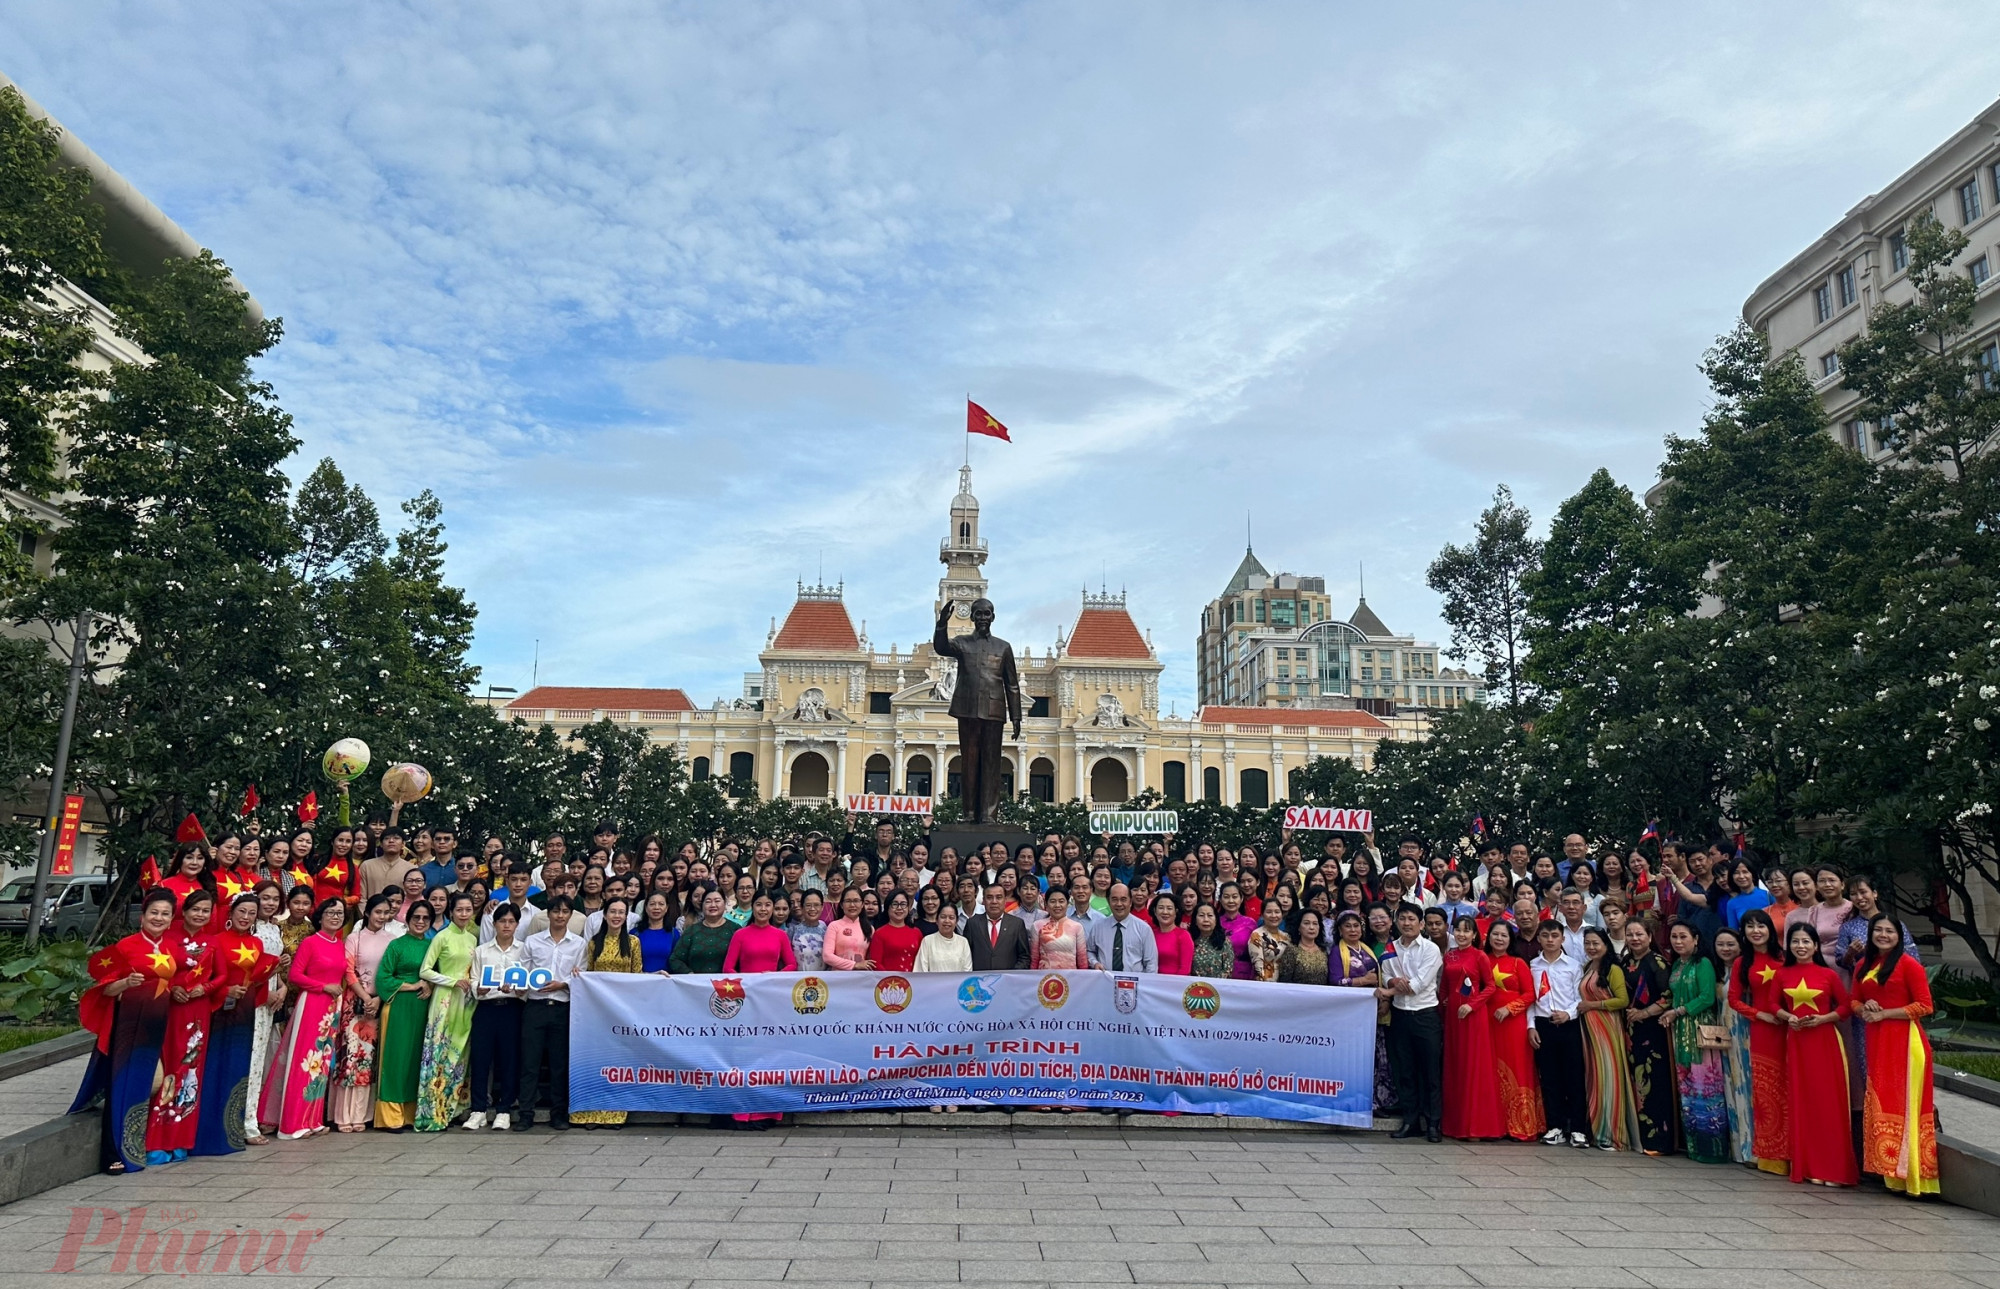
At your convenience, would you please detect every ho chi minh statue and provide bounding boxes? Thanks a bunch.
[932,597,1022,824]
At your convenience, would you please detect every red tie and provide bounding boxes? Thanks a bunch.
[990,919,1000,949]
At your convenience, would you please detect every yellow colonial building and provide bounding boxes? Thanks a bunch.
[503,467,1415,808]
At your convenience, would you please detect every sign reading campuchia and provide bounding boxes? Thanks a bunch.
[842,793,935,816]
[1282,805,1372,833]
[568,970,1376,1126]
[1088,810,1179,834]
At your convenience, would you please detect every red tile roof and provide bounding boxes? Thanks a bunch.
[506,686,694,713]
[1196,705,1389,730]
[772,598,861,652]
[1067,606,1151,659]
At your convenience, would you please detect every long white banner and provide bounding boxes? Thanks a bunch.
[569,970,1377,1126]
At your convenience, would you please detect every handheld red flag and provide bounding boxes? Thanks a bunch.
[967,399,1012,442]
[174,813,207,845]
[240,784,260,817]
[297,791,320,825]
[139,855,163,887]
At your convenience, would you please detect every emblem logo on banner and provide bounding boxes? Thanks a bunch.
[791,976,828,1015]
[1038,973,1070,1010]
[1113,976,1139,1013]
[1182,981,1221,1019]
[958,975,1000,1013]
[874,975,912,1014]
[709,977,746,1019]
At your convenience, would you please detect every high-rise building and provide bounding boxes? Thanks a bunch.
[1742,95,2000,458]
[1194,547,1481,711]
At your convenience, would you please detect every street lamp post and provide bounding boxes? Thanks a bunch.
[25,610,91,951]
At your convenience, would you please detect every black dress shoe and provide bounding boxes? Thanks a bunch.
[1391,1119,1423,1139]
[550,1117,571,1131]
[1426,1129,1443,1143]
[511,1115,534,1132]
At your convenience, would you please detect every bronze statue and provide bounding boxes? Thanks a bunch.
[933,597,1022,823]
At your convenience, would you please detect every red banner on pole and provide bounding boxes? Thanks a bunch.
[52,794,83,875]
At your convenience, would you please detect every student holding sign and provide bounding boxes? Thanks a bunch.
[464,904,526,1131]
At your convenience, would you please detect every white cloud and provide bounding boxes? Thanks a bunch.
[5,2,1998,707]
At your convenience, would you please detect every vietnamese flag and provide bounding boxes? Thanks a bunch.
[175,813,207,844]
[967,399,1011,442]
[240,783,260,817]
[297,791,319,825]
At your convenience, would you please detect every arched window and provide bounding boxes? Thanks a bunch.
[789,751,830,799]
[728,751,755,793]
[1161,760,1187,802]
[1089,758,1129,804]
[905,755,933,797]
[691,756,710,782]
[1240,767,1270,808]
[1203,766,1221,803]
[863,754,892,794]
[947,755,964,801]
[1029,757,1056,803]
[1286,767,1303,801]
[959,521,970,544]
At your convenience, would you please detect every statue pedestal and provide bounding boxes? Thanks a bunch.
[928,823,1035,864]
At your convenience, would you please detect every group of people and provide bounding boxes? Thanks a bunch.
[70,816,1941,1200]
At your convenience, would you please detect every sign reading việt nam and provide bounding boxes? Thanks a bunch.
[1088,810,1179,835]
[843,794,935,816]
[1282,806,1373,833]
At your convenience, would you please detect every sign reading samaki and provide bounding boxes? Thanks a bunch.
[843,793,935,816]
[1089,810,1179,834]
[1282,806,1373,832]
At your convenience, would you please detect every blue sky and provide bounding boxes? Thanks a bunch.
[6,4,1999,711]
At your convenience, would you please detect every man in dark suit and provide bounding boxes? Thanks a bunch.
[965,889,1031,970]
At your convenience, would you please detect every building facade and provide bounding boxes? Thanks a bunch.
[504,468,1416,809]
[0,72,265,877]
[1195,547,1482,711]
[1743,94,2000,456]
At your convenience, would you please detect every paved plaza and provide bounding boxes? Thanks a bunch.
[0,1122,1996,1289]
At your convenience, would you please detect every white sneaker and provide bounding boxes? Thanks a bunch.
[492,1113,510,1131]
[463,1112,486,1131]
[1569,1131,1590,1148]
[1541,1128,1565,1145]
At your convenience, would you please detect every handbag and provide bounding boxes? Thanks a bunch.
[1694,1022,1731,1051]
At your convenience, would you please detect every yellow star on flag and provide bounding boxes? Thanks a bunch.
[1782,979,1825,1013]
[1490,965,1513,987]
[232,943,261,967]
[146,949,175,975]
[1756,964,1775,984]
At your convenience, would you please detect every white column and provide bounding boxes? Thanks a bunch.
[834,735,849,803]
[773,735,788,799]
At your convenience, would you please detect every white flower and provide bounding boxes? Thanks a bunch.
[1982,686,1998,700]
[1977,718,1993,732]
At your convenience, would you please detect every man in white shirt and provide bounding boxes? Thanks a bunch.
[1084,884,1158,973]
[1555,890,1590,964]
[1527,920,1589,1148]
[514,897,588,1132]
[1378,905,1443,1141]
[482,867,548,943]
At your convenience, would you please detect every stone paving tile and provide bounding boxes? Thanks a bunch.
[1,1127,1997,1288]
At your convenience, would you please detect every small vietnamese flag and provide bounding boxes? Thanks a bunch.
[175,813,207,844]
[240,784,260,817]
[967,399,1012,442]
[139,855,163,888]
[297,791,319,825]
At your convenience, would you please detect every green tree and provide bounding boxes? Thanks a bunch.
[1427,485,1540,715]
